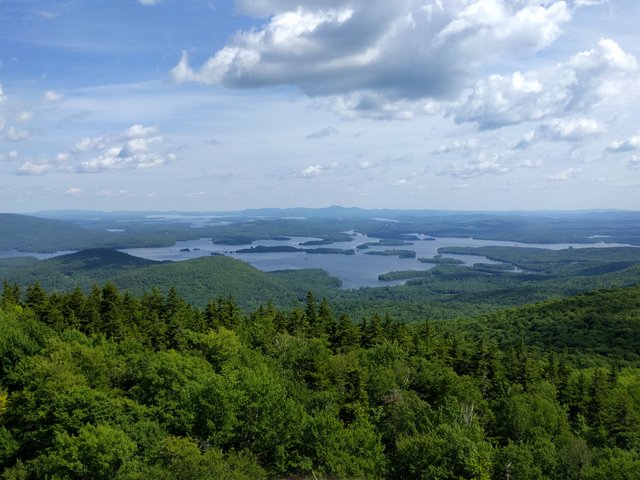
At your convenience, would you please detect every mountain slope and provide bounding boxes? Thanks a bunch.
[0,213,103,252]
[450,284,640,361]
[0,249,340,309]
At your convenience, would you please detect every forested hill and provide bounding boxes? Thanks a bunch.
[0,249,341,309]
[450,285,640,362]
[5,245,640,319]
[0,214,101,252]
[1,282,639,479]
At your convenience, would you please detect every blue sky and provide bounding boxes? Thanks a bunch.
[1,0,639,212]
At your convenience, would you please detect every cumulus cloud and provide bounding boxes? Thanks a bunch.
[3,126,30,142]
[514,130,537,150]
[452,38,639,129]
[74,124,172,173]
[357,160,376,170]
[306,126,337,139]
[73,136,108,153]
[12,124,174,176]
[433,138,480,155]
[439,154,511,178]
[390,171,420,187]
[126,124,159,138]
[172,1,573,118]
[606,131,640,152]
[78,146,171,173]
[542,117,602,140]
[97,189,131,198]
[0,150,18,163]
[299,161,338,178]
[65,187,83,196]
[516,159,543,169]
[519,117,602,147]
[43,90,64,103]
[4,150,19,161]
[0,87,30,142]
[573,0,609,7]
[18,111,33,122]
[356,155,411,171]
[16,161,55,176]
[36,10,58,19]
[301,165,325,177]
[545,167,580,181]
[627,155,640,169]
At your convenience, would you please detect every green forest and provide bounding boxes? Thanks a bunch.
[1,282,639,479]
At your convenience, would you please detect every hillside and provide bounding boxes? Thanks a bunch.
[1,283,639,479]
[0,249,340,309]
[108,255,340,309]
[0,214,215,252]
[5,244,640,319]
[449,284,640,362]
[0,214,101,252]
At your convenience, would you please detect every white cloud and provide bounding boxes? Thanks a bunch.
[65,187,83,196]
[137,0,161,5]
[172,1,573,118]
[355,155,411,171]
[390,171,419,187]
[326,92,419,120]
[515,130,537,149]
[536,117,603,141]
[96,189,131,198]
[357,160,375,170]
[126,124,159,138]
[75,125,170,172]
[628,155,640,169]
[36,10,58,19]
[78,148,172,173]
[306,126,337,139]
[439,154,511,178]
[16,161,55,176]
[43,90,64,103]
[301,164,326,178]
[435,1,570,53]
[433,138,479,155]
[452,38,639,129]
[4,126,30,141]
[18,111,34,122]
[516,159,543,169]
[607,131,640,152]
[73,136,108,152]
[300,161,338,178]
[16,124,174,175]
[574,0,609,6]
[545,167,580,181]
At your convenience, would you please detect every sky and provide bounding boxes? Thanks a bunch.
[1,0,639,212]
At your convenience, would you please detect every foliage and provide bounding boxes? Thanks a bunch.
[1,282,639,478]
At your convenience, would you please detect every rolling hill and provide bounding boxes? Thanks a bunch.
[0,249,341,309]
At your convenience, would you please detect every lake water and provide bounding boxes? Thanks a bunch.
[119,233,636,289]
[0,249,77,260]
[1,233,634,290]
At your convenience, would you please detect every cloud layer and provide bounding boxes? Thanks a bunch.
[172,1,574,118]
[452,38,639,129]
[15,124,174,176]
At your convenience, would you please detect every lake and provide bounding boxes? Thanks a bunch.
[119,233,636,289]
